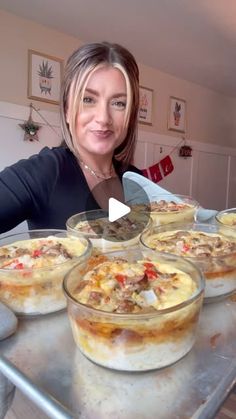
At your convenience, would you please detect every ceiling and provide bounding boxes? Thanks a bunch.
[1,0,236,97]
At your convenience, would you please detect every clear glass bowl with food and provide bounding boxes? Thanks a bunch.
[215,208,236,228]
[66,209,151,252]
[0,229,91,315]
[127,194,199,226]
[63,248,204,371]
[140,222,236,301]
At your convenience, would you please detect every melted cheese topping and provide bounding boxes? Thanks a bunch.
[145,230,236,257]
[0,236,86,270]
[73,257,197,312]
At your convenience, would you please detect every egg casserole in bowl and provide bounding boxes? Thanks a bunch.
[63,248,204,371]
[66,209,151,252]
[140,222,236,301]
[0,230,91,315]
[127,194,199,227]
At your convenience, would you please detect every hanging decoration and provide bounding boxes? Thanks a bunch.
[141,156,173,183]
[141,137,190,183]
[179,144,192,158]
[160,155,174,176]
[19,103,41,142]
[147,162,163,183]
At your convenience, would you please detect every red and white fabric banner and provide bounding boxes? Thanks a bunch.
[141,155,174,183]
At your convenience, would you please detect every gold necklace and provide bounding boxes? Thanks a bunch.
[79,159,115,180]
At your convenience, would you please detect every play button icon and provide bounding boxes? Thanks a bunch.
[83,177,151,242]
[108,198,130,222]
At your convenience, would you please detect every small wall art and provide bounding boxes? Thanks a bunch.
[138,86,153,125]
[168,96,186,133]
[28,50,63,105]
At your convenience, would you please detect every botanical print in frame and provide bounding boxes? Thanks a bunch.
[139,86,153,125]
[28,50,63,105]
[168,96,186,133]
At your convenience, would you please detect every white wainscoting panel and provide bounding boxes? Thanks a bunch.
[136,130,236,210]
[193,151,229,210]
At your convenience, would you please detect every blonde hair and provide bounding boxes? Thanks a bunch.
[60,42,139,168]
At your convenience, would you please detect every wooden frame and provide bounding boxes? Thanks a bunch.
[168,96,186,133]
[28,50,63,105]
[138,86,153,125]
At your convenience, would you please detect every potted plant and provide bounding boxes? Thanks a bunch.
[38,60,54,95]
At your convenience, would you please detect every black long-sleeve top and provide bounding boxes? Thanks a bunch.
[0,146,141,233]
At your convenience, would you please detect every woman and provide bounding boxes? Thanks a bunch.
[0,41,141,234]
[0,41,141,416]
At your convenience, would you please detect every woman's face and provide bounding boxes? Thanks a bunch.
[74,66,128,158]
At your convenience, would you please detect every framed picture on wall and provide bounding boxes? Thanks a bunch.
[168,96,186,133]
[138,86,153,125]
[28,50,63,105]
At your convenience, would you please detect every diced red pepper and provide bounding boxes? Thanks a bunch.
[32,249,42,258]
[144,262,158,280]
[15,263,24,269]
[143,262,154,269]
[115,274,127,286]
[182,244,190,252]
[145,268,158,280]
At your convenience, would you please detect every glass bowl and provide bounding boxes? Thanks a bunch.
[140,222,236,301]
[0,229,91,316]
[66,209,151,252]
[126,194,199,226]
[63,247,204,371]
[215,208,236,229]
